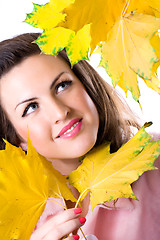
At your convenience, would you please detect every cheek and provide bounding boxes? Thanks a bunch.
[11,122,29,142]
[75,89,99,137]
[17,127,28,140]
[13,120,49,144]
[80,90,99,121]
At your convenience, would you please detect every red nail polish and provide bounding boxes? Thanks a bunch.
[79,217,86,224]
[73,234,80,240]
[74,208,82,215]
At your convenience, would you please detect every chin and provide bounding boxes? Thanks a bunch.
[74,139,96,158]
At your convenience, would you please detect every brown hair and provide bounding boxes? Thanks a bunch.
[0,33,140,151]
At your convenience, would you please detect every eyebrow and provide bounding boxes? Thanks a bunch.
[15,97,37,109]
[15,71,66,109]
[50,71,66,90]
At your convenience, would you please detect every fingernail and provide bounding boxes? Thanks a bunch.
[73,234,80,240]
[79,217,86,224]
[74,208,82,215]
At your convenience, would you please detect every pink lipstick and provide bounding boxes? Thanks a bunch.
[56,118,82,139]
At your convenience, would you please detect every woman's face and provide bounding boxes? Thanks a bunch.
[0,54,99,161]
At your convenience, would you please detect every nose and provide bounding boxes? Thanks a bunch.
[44,97,70,124]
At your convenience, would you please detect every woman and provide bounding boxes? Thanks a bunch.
[0,33,159,240]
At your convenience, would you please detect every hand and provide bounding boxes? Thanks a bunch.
[82,235,98,240]
[30,208,86,240]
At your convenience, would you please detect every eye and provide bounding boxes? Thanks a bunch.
[55,80,72,94]
[22,102,38,117]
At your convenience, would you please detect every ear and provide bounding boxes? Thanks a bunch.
[20,142,27,151]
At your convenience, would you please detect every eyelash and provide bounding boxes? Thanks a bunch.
[55,80,72,94]
[22,80,72,117]
[22,102,38,117]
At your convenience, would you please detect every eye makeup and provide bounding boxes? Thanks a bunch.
[55,80,72,94]
[22,102,38,117]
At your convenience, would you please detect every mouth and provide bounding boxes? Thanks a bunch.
[56,118,82,139]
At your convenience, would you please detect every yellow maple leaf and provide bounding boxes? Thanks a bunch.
[25,0,75,29]
[35,24,91,65]
[143,60,160,95]
[35,27,75,55]
[143,31,160,94]
[25,0,126,54]
[61,0,126,52]
[25,0,160,100]
[143,74,160,95]
[69,123,160,209]
[0,138,76,240]
[25,0,90,65]
[65,24,91,64]
[127,0,160,18]
[100,13,160,101]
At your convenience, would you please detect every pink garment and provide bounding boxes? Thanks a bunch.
[36,156,160,240]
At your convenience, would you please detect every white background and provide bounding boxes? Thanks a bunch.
[1,0,160,132]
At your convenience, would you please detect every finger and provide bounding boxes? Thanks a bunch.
[44,217,86,240]
[30,208,83,239]
[43,208,82,233]
[68,235,80,240]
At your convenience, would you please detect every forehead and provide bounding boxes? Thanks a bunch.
[0,54,72,107]
[1,53,71,81]
[0,53,72,87]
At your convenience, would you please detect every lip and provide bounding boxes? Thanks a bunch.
[56,118,82,139]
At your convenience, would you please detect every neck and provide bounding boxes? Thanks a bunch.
[50,157,90,218]
[49,157,81,175]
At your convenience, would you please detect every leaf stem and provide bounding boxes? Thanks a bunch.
[74,189,89,240]
[75,188,89,208]
[121,0,131,17]
[80,227,87,240]
[62,196,67,210]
